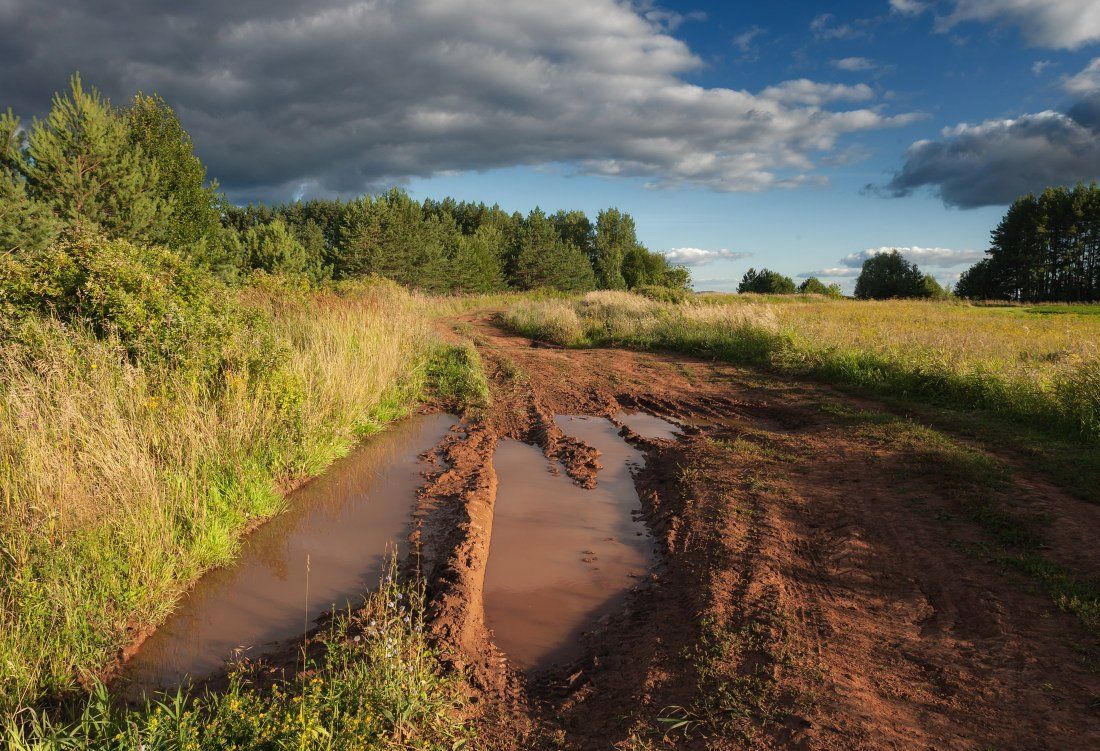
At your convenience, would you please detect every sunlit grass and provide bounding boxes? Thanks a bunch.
[0,280,434,712]
[502,292,1100,440]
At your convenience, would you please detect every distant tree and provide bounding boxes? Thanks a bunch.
[242,218,309,276]
[513,208,595,291]
[449,225,505,293]
[593,209,633,289]
[2,75,169,241]
[738,267,796,294]
[797,276,842,297]
[553,209,594,263]
[854,251,931,299]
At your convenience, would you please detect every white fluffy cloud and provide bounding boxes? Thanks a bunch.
[799,268,861,278]
[0,0,915,202]
[1064,57,1100,94]
[939,0,1100,49]
[840,246,986,267]
[890,0,929,15]
[661,248,753,266]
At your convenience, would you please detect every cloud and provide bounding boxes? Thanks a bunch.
[733,25,766,54]
[810,13,864,40]
[799,268,861,278]
[840,246,986,267]
[1064,57,1100,94]
[880,57,1100,208]
[0,1,915,203]
[800,245,981,282]
[661,248,753,266]
[831,57,876,72]
[1032,60,1055,76]
[939,0,1100,49]
[890,0,928,14]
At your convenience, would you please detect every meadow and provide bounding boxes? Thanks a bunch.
[0,275,454,712]
[503,291,1100,441]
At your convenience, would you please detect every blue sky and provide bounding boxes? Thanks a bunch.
[405,1,1100,291]
[4,0,1100,291]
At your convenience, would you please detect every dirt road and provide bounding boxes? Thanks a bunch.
[414,311,1100,750]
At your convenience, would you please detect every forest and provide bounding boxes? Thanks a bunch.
[1,76,689,301]
[956,183,1100,302]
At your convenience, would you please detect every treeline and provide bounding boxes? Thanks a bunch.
[1,75,688,300]
[957,183,1100,302]
[222,195,688,294]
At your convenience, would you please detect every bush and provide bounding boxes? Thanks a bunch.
[738,267,796,294]
[636,284,688,303]
[0,231,260,383]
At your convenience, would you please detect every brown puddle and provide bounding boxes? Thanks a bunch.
[121,412,458,696]
[615,410,682,441]
[483,414,675,671]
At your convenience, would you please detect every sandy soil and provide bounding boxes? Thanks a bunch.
[412,311,1100,750]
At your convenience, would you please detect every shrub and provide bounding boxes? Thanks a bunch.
[738,267,796,294]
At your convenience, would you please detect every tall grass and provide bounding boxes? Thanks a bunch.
[0,280,433,712]
[502,292,1100,440]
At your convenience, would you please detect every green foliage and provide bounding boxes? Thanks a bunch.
[0,231,259,381]
[428,341,490,410]
[241,216,316,280]
[0,168,60,254]
[513,208,596,292]
[125,93,223,252]
[5,75,170,241]
[449,225,505,293]
[637,284,688,303]
[956,183,1100,302]
[854,251,934,299]
[738,267,796,294]
[797,276,842,297]
[593,208,632,289]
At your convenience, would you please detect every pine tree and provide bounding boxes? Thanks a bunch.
[16,75,169,241]
[0,164,60,254]
[513,208,595,291]
[594,208,632,289]
[449,225,505,293]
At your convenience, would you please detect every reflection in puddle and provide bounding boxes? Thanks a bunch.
[122,413,458,695]
[615,410,681,441]
[483,415,654,671]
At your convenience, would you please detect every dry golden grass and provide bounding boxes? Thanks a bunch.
[0,281,432,711]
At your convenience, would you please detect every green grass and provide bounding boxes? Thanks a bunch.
[0,282,436,715]
[501,292,1100,441]
[427,342,491,412]
[5,565,474,750]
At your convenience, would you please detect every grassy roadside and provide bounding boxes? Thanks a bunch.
[6,564,474,750]
[502,292,1100,442]
[0,279,438,713]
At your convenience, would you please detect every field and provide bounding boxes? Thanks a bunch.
[4,290,1100,751]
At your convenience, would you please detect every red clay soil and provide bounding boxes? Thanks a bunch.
[412,311,1100,751]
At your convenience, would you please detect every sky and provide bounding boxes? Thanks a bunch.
[3,1,1100,291]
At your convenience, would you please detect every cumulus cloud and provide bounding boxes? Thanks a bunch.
[881,57,1100,208]
[840,246,986,267]
[0,0,913,203]
[831,57,877,72]
[798,268,860,278]
[938,0,1100,49]
[799,246,980,285]
[890,0,928,15]
[1065,58,1100,94]
[810,13,864,40]
[661,248,753,266]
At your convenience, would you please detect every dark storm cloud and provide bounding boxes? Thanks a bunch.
[882,58,1100,209]
[0,0,915,202]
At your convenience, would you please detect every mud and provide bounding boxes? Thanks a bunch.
[483,416,653,671]
[420,311,1100,751]
[614,410,681,441]
[120,412,458,696]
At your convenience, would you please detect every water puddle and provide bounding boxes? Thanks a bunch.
[615,410,681,440]
[482,415,656,671]
[121,412,458,695]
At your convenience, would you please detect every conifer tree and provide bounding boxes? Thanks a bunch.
[14,75,169,241]
[449,225,505,292]
[593,208,632,289]
[513,208,595,291]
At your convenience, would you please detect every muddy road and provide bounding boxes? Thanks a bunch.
[416,311,1100,750]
